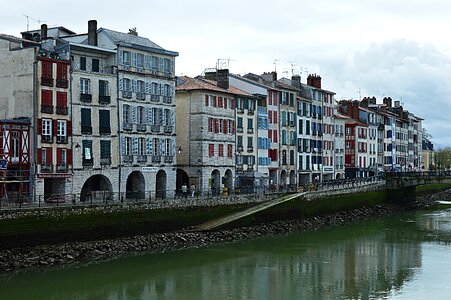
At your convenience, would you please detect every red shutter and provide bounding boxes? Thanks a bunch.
[268,129,272,141]
[231,99,235,109]
[67,149,72,165]
[56,92,67,107]
[56,148,62,165]
[224,98,228,109]
[67,121,72,136]
[205,95,209,107]
[46,147,53,165]
[213,96,217,107]
[41,90,52,106]
[37,118,42,135]
[214,118,219,133]
[53,120,58,138]
[218,97,222,107]
[37,148,42,163]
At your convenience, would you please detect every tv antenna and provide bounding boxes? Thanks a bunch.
[24,14,45,31]
[273,59,280,72]
[289,61,298,76]
[216,58,235,70]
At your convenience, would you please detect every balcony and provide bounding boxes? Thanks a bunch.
[248,109,254,115]
[56,79,68,88]
[41,135,53,143]
[56,136,67,144]
[150,95,160,102]
[163,96,173,104]
[41,105,53,114]
[289,121,295,127]
[237,108,244,114]
[41,164,53,173]
[318,115,323,120]
[152,155,161,163]
[123,155,134,163]
[247,128,254,134]
[137,124,147,132]
[236,164,244,172]
[137,155,147,163]
[247,147,254,152]
[56,106,68,115]
[151,125,160,133]
[163,125,173,133]
[56,164,67,173]
[237,146,244,152]
[81,126,92,135]
[41,77,53,87]
[122,91,132,99]
[136,92,146,101]
[164,155,174,163]
[318,131,323,137]
[99,95,110,104]
[83,159,93,166]
[236,127,244,133]
[99,127,111,135]
[80,93,92,103]
[100,157,111,165]
[123,123,133,131]
[312,131,317,136]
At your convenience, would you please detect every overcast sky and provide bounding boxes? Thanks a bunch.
[1,0,451,147]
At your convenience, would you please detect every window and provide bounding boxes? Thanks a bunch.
[41,61,53,80]
[56,63,67,81]
[124,137,132,156]
[82,140,93,165]
[42,118,52,137]
[282,129,287,145]
[228,120,233,134]
[137,53,144,68]
[80,78,90,94]
[56,92,67,108]
[123,78,131,92]
[237,117,243,129]
[299,120,303,134]
[290,150,294,165]
[151,56,159,70]
[11,131,19,163]
[164,58,171,73]
[153,138,159,155]
[122,51,131,65]
[137,80,145,94]
[123,105,130,124]
[164,139,171,156]
[137,106,145,125]
[152,82,159,95]
[237,136,243,147]
[247,118,253,129]
[209,144,214,157]
[57,120,67,142]
[100,140,111,159]
[80,57,86,70]
[282,150,287,165]
[99,110,111,134]
[218,119,223,133]
[139,138,146,156]
[92,58,99,72]
[247,137,253,149]
[99,80,109,96]
[152,108,159,125]
[81,108,92,134]
[218,144,224,157]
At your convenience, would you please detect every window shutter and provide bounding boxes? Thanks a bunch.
[131,106,137,123]
[159,139,164,155]
[53,120,58,138]
[214,118,218,133]
[159,58,164,71]
[161,110,167,126]
[205,95,209,107]
[170,60,174,75]
[119,78,123,91]
[37,118,42,135]
[67,149,72,165]
[158,108,163,125]
[67,121,72,136]
[131,79,136,92]
[118,50,123,65]
[131,52,137,67]
[146,107,153,125]
[231,99,235,109]
[132,137,138,155]
[145,81,151,94]
[213,96,217,107]
[224,97,228,109]
[146,137,153,155]
[159,83,164,95]
[170,110,175,126]
[56,148,62,165]
[144,55,151,69]
[224,119,228,133]
[37,148,42,163]
[46,147,53,165]
[232,120,236,133]
[120,136,126,155]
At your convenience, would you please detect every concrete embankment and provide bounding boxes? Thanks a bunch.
[1,186,451,276]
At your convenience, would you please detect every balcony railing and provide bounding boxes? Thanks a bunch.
[81,126,92,134]
[41,105,53,114]
[41,77,53,87]
[236,127,243,133]
[150,95,160,102]
[247,147,254,152]
[163,96,173,104]
[41,135,53,143]
[99,127,111,135]
[56,164,67,173]
[136,92,146,101]
[248,109,254,115]
[151,125,160,133]
[80,93,92,103]
[237,108,244,114]
[56,136,68,144]
[123,155,134,163]
[137,124,147,132]
[82,159,93,166]
[137,155,147,163]
[237,146,243,152]
[56,79,68,88]
[123,123,133,131]
[100,157,111,165]
[56,106,68,115]
[122,91,132,99]
[163,125,173,133]
[164,155,174,163]
[152,155,161,163]
[41,164,53,172]
[247,128,254,134]
[99,95,110,104]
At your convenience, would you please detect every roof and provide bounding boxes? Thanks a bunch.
[0,33,39,46]
[20,26,76,36]
[229,73,279,91]
[176,76,251,96]
[345,118,368,127]
[335,113,351,120]
[100,28,178,57]
[69,42,117,54]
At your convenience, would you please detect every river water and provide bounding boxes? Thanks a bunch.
[2,207,451,299]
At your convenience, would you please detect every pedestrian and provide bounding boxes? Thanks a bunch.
[190,184,196,198]
[182,183,188,198]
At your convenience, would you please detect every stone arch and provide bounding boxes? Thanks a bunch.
[211,169,221,195]
[289,170,296,187]
[224,169,233,191]
[156,170,167,199]
[336,173,342,180]
[126,171,145,199]
[176,168,189,193]
[280,170,287,187]
[80,174,113,202]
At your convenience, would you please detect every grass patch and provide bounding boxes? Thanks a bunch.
[416,183,451,194]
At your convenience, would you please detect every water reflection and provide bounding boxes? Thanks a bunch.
[3,209,451,300]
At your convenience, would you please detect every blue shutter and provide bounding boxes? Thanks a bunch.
[119,78,123,91]
[146,137,153,155]
[144,55,151,69]
[170,60,174,75]
[146,107,153,125]
[145,81,151,94]
[158,108,163,125]
[118,50,123,65]
[159,139,164,155]
[132,79,137,92]
[170,110,175,126]
[159,58,164,71]
[159,83,164,95]
[171,139,176,156]
[131,106,137,123]
[161,109,167,126]
[131,52,137,67]
[120,136,125,155]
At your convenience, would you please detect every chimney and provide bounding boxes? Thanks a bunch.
[21,32,33,41]
[88,20,98,46]
[394,100,400,108]
[361,97,369,108]
[216,69,229,90]
[40,24,48,40]
[307,74,321,89]
[291,75,301,89]
[383,97,392,108]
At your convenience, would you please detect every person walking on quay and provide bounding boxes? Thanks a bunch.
[182,183,188,198]
[190,183,196,198]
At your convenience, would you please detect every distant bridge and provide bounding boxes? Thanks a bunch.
[385,172,451,189]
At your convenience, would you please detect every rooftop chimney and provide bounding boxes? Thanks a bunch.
[88,20,98,46]
[307,74,321,89]
[394,100,401,108]
[40,24,48,40]
[291,75,301,89]
[383,97,392,108]
[216,69,229,90]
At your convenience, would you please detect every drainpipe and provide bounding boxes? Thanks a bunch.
[116,47,122,200]
[32,55,38,202]
[69,49,74,196]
